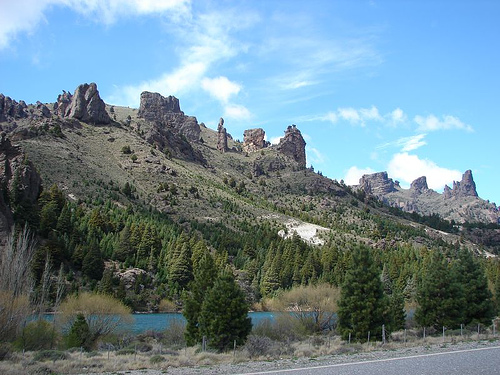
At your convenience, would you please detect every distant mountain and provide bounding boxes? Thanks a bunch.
[356,170,499,224]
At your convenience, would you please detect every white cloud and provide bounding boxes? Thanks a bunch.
[108,62,207,107]
[344,166,376,186]
[269,136,282,145]
[338,107,361,124]
[387,152,461,190]
[360,106,382,121]
[389,107,407,125]
[224,104,251,121]
[321,112,338,123]
[281,80,315,90]
[0,0,190,49]
[201,76,241,104]
[414,114,473,132]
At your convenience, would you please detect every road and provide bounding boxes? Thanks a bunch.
[236,346,500,375]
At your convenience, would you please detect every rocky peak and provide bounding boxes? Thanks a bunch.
[277,124,306,168]
[217,118,228,153]
[410,176,429,194]
[53,90,73,117]
[64,83,111,124]
[449,170,478,198]
[0,94,28,122]
[138,91,200,142]
[358,172,397,196]
[138,92,182,121]
[243,128,269,153]
[443,184,452,199]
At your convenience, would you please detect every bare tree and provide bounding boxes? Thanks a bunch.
[0,225,37,341]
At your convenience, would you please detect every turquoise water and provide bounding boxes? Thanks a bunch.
[132,311,276,333]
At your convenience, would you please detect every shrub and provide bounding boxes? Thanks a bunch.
[162,318,186,349]
[0,343,12,361]
[14,320,58,351]
[116,348,135,355]
[33,350,68,362]
[150,355,166,364]
[121,145,132,154]
[244,335,273,358]
[64,314,92,350]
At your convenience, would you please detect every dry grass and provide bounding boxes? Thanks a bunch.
[0,330,498,375]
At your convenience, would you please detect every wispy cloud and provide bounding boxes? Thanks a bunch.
[344,166,376,185]
[307,146,326,166]
[388,152,461,190]
[378,134,427,152]
[414,114,473,132]
[0,0,190,50]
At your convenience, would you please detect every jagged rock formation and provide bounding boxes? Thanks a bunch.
[410,176,429,195]
[277,125,306,168]
[243,128,268,153]
[53,90,73,117]
[34,101,51,118]
[217,118,228,153]
[450,170,478,198]
[359,172,397,196]
[0,94,28,122]
[0,134,41,243]
[357,170,498,224]
[138,92,204,163]
[64,83,111,124]
[138,92,200,143]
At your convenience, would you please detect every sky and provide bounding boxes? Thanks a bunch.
[1,0,499,205]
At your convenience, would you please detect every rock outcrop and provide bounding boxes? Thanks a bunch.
[0,134,41,243]
[53,91,73,117]
[217,118,228,153]
[410,176,429,195]
[277,125,306,168]
[358,172,397,196]
[243,128,268,153]
[64,83,111,124]
[0,94,28,122]
[450,170,478,198]
[138,92,200,143]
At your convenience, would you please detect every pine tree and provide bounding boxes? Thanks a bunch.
[415,251,463,329]
[387,288,406,332]
[82,241,105,280]
[198,271,252,351]
[452,249,495,326]
[183,251,217,346]
[337,246,387,342]
[169,242,193,290]
[65,314,92,350]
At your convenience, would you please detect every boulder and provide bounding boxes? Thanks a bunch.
[277,125,306,168]
[65,83,111,124]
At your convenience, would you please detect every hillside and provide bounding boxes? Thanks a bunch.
[1,82,499,311]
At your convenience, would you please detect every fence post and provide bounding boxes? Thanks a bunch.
[423,327,426,341]
[382,324,386,345]
[460,324,463,338]
[367,331,370,344]
[477,324,480,340]
[404,329,407,346]
[442,326,445,342]
[233,340,237,357]
[493,320,496,337]
[348,332,351,344]
[202,336,207,352]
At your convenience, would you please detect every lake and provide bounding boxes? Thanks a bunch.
[132,311,277,333]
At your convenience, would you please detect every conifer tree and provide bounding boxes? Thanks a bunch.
[65,314,91,350]
[415,251,463,329]
[452,249,495,326]
[183,251,217,346]
[337,246,387,342]
[82,241,105,280]
[198,271,252,351]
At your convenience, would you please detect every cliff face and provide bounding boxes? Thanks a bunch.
[277,125,306,169]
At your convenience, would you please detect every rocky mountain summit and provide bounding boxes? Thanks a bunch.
[243,128,269,153]
[356,170,499,224]
[277,125,306,169]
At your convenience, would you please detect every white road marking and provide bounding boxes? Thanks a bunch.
[235,345,500,375]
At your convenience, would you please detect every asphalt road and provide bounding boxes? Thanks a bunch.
[236,346,500,375]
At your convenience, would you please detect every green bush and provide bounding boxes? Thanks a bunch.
[64,314,92,350]
[116,348,135,355]
[14,320,57,351]
[33,350,68,362]
[150,354,166,364]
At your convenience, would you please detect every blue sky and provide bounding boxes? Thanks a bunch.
[1,0,499,204]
